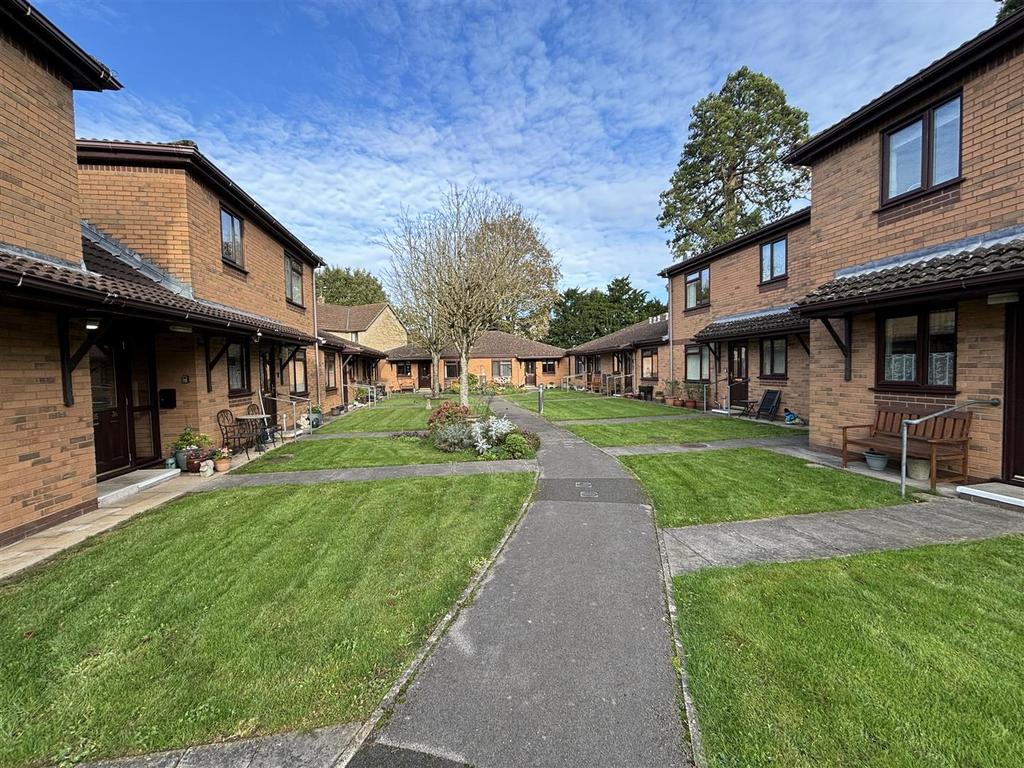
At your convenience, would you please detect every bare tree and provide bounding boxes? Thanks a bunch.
[431,184,560,406]
[382,208,449,397]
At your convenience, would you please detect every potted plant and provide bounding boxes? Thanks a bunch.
[213,446,232,473]
[664,380,682,406]
[185,449,205,473]
[172,426,211,470]
[683,384,700,409]
[863,449,889,471]
[309,405,323,428]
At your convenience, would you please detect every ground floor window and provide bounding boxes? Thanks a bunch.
[878,307,956,388]
[325,351,337,390]
[289,348,308,394]
[760,337,787,378]
[445,360,460,379]
[641,347,658,379]
[491,359,512,379]
[685,344,710,382]
[575,357,585,375]
[542,359,556,375]
[396,360,412,377]
[227,341,250,394]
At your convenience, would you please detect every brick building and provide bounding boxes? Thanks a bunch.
[382,330,567,391]
[567,315,670,396]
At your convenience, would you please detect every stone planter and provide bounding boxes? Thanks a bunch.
[907,457,931,481]
[864,450,889,471]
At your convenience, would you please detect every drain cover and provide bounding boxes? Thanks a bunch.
[575,481,593,488]
[580,490,600,498]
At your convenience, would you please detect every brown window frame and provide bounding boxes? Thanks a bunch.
[759,236,788,284]
[395,361,412,377]
[491,359,513,379]
[874,306,958,393]
[880,93,963,207]
[289,348,309,395]
[220,206,245,269]
[226,340,251,395]
[542,359,556,375]
[284,253,304,306]
[684,344,710,383]
[684,267,711,310]
[445,360,461,379]
[324,351,337,391]
[759,336,788,380]
[640,347,659,380]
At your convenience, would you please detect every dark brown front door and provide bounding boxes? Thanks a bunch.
[729,341,749,403]
[418,362,432,390]
[524,360,537,386]
[1005,304,1024,484]
[260,346,278,417]
[91,342,131,475]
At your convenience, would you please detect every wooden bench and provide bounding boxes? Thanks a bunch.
[841,406,972,490]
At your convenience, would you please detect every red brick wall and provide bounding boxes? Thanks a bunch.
[0,34,83,264]
[0,307,97,542]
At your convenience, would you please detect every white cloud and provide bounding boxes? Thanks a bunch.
[73,0,996,302]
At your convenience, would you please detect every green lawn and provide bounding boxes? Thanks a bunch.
[236,436,475,472]
[319,404,431,433]
[623,448,907,527]
[566,416,803,447]
[675,535,1024,768]
[0,474,535,767]
[503,390,684,420]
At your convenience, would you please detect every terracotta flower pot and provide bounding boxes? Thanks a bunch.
[214,458,232,472]
[684,399,697,409]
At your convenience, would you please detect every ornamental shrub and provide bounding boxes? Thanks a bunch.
[428,400,472,431]
[503,432,531,459]
[433,422,474,452]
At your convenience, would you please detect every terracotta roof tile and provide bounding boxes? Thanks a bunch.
[316,302,389,332]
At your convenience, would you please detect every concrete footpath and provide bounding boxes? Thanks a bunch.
[351,399,689,768]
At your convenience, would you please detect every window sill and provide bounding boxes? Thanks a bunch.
[758,276,788,292]
[640,376,660,382]
[289,390,310,398]
[228,389,253,398]
[875,176,964,213]
[222,259,249,276]
[286,299,306,311]
[870,384,959,396]
[684,304,710,315]
[758,375,788,382]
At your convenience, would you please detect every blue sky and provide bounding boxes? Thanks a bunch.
[46,0,997,301]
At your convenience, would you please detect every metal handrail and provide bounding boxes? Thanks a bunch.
[899,398,1000,497]
[264,393,312,437]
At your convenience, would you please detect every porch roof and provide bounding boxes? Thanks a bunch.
[0,224,316,344]
[569,315,669,355]
[692,306,808,342]
[320,334,387,358]
[796,232,1024,316]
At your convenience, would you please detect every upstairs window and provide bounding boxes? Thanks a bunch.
[685,267,710,309]
[284,254,304,305]
[220,207,244,267]
[760,237,787,283]
[883,95,961,203]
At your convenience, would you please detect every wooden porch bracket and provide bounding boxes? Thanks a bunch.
[58,315,114,406]
[204,337,230,393]
[794,332,811,356]
[819,317,852,381]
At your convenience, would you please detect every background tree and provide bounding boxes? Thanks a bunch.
[658,66,809,260]
[382,211,449,396]
[998,0,1024,20]
[546,277,667,348]
[316,266,387,305]
[430,184,560,406]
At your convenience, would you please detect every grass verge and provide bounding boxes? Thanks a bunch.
[566,416,802,446]
[674,535,1024,768]
[623,448,907,527]
[0,474,535,767]
[503,390,683,420]
[235,436,477,472]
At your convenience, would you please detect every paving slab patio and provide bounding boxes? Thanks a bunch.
[352,397,689,768]
[662,498,1024,575]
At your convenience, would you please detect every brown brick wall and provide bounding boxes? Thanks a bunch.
[0,34,82,264]
[78,166,193,283]
[184,175,316,334]
[0,307,97,540]
[808,301,1005,480]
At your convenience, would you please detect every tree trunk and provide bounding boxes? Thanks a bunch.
[459,350,470,407]
[431,351,441,397]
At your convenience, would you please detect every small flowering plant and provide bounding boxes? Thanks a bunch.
[213,446,232,460]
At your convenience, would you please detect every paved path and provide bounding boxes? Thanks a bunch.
[663,498,1024,575]
[603,434,808,456]
[352,398,689,768]
[86,724,359,768]
[207,460,538,488]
